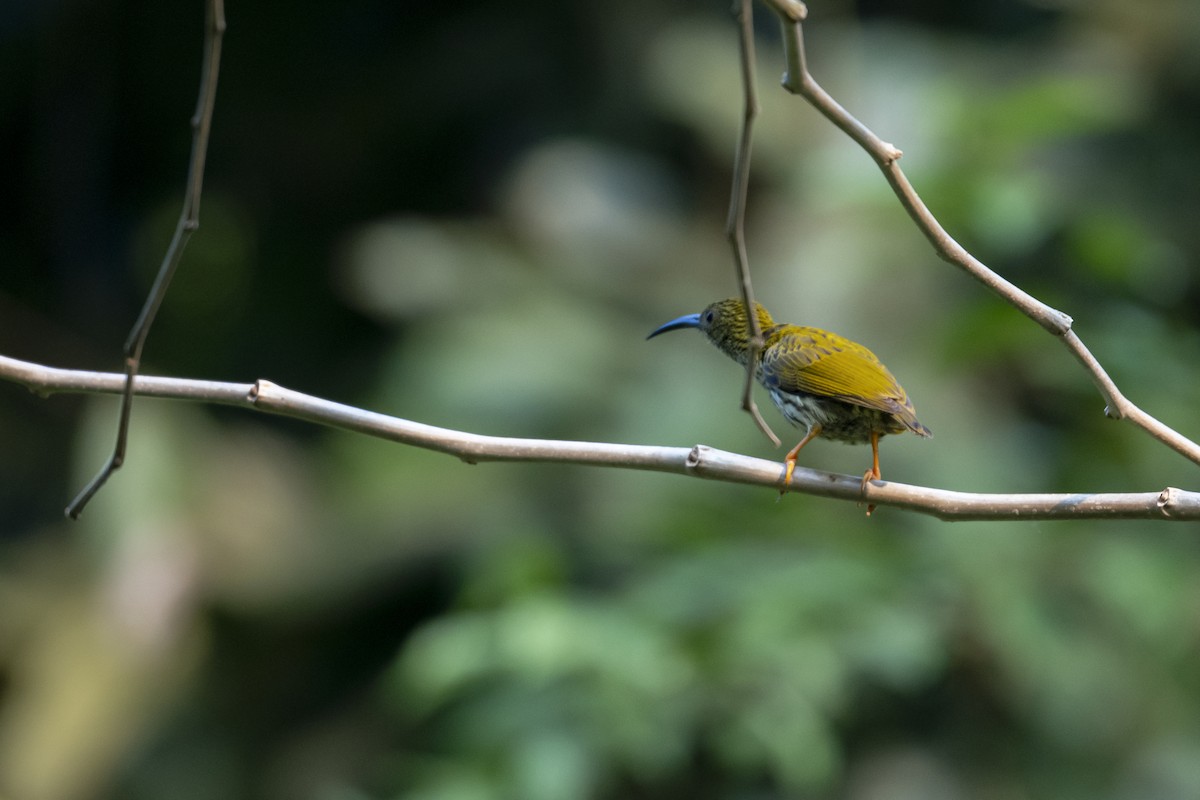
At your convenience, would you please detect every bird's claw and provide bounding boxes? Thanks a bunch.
[778,457,797,499]
[860,468,880,516]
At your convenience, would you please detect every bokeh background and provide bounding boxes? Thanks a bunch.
[3,1,1200,798]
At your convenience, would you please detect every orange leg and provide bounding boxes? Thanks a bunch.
[783,424,822,486]
[860,430,882,490]
[861,430,881,515]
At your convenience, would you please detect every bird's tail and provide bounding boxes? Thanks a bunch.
[907,418,933,439]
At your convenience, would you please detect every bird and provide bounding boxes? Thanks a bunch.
[647,297,931,501]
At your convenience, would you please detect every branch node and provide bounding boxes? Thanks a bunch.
[763,0,808,22]
[1046,309,1073,335]
[1158,486,1181,518]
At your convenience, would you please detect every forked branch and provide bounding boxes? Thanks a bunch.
[760,0,1200,468]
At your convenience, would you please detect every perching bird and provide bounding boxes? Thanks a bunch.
[648,298,931,495]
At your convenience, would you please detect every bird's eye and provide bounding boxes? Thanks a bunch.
[703,311,716,324]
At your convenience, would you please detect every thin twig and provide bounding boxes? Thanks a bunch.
[66,0,227,519]
[2,353,1196,521]
[762,3,1200,468]
[727,0,781,447]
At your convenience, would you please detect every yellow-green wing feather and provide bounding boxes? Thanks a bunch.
[761,325,926,432]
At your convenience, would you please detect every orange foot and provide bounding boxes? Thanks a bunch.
[860,468,880,516]
[859,465,881,493]
[780,425,822,495]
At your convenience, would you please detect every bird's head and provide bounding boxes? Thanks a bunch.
[647,298,775,365]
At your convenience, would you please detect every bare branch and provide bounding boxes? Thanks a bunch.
[66,0,227,519]
[727,0,781,448]
[4,353,1197,521]
[762,3,1200,468]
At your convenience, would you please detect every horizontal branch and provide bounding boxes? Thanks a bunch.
[3,353,1197,521]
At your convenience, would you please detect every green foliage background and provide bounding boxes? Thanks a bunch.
[2,1,1200,798]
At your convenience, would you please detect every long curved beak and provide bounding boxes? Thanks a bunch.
[646,313,701,340]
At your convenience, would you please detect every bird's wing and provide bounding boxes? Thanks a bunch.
[761,327,918,420]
